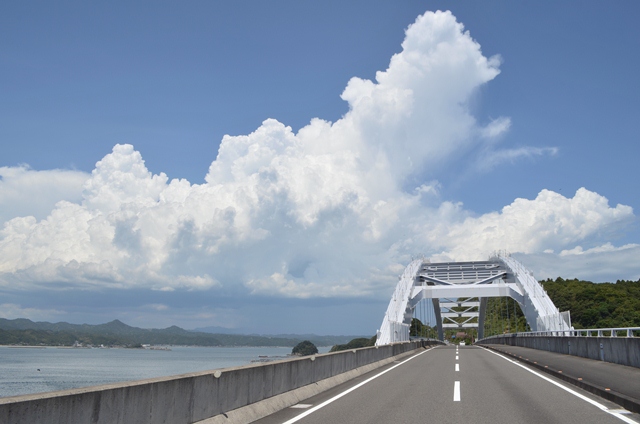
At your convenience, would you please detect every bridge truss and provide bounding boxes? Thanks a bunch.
[376,252,572,345]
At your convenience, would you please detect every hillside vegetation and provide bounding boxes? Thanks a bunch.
[541,278,640,329]
[330,336,376,352]
[483,277,640,336]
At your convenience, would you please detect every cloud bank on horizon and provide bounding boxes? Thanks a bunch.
[0,11,638,308]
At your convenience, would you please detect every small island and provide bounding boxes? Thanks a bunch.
[291,340,318,356]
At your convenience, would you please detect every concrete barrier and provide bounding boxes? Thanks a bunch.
[478,335,640,368]
[0,340,441,424]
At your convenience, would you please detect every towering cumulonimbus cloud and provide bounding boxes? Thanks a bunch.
[0,11,635,297]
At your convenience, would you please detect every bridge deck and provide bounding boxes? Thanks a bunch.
[255,345,640,424]
[482,344,640,412]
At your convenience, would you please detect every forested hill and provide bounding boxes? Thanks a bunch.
[0,318,359,348]
[542,278,640,328]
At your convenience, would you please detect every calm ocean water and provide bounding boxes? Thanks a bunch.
[0,345,331,399]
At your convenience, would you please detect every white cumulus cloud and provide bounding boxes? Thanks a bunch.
[0,166,88,225]
[516,244,640,282]
[421,188,634,262]
[0,10,636,299]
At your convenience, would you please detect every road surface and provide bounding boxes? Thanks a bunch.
[254,345,639,424]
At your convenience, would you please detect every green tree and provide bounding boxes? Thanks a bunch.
[292,340,318,356]
[329,335,376,352]
[542,277,640,329]
[482,278,640,337]
[410,318,423,336]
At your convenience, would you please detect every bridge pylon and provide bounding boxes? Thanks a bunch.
[375,252,572,346]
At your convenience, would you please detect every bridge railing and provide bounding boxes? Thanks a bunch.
[480,327,640,340]
[477,327,640,368]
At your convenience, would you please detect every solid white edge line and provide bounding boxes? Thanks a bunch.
[281,346,437,424]
[480,347,637,424]
[453,381,461,401]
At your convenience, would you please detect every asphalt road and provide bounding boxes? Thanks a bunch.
[254,345,640,424]
[484,344,640,404]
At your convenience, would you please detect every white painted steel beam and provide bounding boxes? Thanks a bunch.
[376,253,573,346]
[442,312,479,318]
[443,323,478,328]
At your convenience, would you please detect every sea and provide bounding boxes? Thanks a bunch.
[0,345,331,399]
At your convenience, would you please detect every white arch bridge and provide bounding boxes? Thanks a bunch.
[376,252,573,345]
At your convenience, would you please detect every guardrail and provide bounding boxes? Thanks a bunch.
[480,327,640,340]
[476,328,640,368]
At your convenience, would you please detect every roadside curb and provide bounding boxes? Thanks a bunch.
[195,347,431,424]
[481,345,640,414]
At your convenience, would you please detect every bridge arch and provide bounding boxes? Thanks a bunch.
[376,252,572,345]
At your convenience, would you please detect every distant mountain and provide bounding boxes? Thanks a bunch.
[0,318,224,347]
[192,327,367,346]
[0,318,367,348]
[192,325,240,335]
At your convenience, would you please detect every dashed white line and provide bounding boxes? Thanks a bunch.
[455,363,460,372]
[454,381,461,401]
[456,355,459,360]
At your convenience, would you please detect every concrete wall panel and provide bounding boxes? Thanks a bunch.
[190,374,218,422]
[313,355,332,382]
[480,335,640,368]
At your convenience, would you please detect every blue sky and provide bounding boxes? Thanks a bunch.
[1,1,638,335]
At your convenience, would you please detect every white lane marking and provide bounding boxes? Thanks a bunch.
[610,409,632,415]
[282,347,436,424]
[454,381,461,401]
[481,347,637,424]
[455,363,460,372]
[456,355,459,360]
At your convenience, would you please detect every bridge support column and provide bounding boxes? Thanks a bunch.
[432,298,444,341]
[477,297,487,340]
